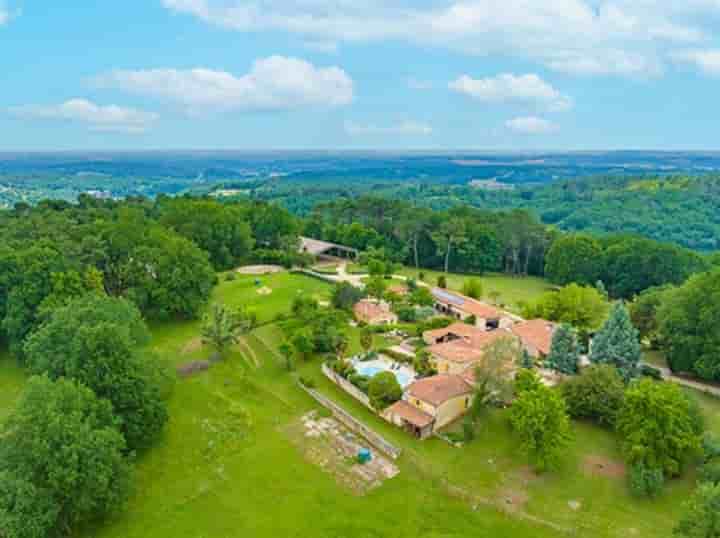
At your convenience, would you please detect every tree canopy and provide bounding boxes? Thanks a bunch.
[0,376,130,538]
[23,295,169,450]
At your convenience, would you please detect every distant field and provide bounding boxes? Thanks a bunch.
[399,267,555,312]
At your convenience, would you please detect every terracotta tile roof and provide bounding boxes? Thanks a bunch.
[512,319,556,356]
[353,300,396,323]
[387,284,409,296]
[407,375,473,407]
[428,330,514,363]
[424,322,483,342]
[385,400,434,428]
[431,288,501,319]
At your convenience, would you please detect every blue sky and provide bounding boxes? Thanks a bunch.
[3,0,720,150]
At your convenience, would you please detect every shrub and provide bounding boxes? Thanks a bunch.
[419,272,426,281]
[461,278,483,299]
[437,275,447,289]
[416,306,435,320]
[698,460,720,485]
[347,374,371,394]
[515,369,543,395]
[299,376,316,389]
[639,364,663,380]
[225,272,237,282]
[561,365,625,427]
[675,482,720,537]
[397,306,418,323]
[629,463,664,498]
[368,371,402,410]
[702,434,720,462]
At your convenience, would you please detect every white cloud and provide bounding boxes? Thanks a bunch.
[345,120,433,136]
[505,116,559,135]
[0,10,7,26]
[94,56,353,112]
[8,99,158,133]
[449,73,572,111]
[161,0,715,78]
[673,49,720,75]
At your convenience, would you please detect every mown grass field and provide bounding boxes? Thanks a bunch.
[0,270,711,538]
[398,267,555,312]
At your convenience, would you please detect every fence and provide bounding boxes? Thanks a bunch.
[321,363,374,410]
[299,380,402,460]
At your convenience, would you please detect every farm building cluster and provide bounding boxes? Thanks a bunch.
[326,286,558,440]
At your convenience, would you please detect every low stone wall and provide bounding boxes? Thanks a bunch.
[321,363,374,410]
[299,381,402,460]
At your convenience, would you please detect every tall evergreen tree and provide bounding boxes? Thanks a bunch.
[590,302,641,381]
[546,324,580,375]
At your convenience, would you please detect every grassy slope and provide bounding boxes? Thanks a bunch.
[398,268,554,313]
[92,272,563,538]
[0,271,707,537]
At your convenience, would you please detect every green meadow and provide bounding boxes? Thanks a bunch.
[0,271,711,537]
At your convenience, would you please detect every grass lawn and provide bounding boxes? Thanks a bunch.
[0,349,24,422]
[399,267,555,313]
[0,270,713,538]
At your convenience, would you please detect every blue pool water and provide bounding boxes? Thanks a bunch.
[354,360,414,388]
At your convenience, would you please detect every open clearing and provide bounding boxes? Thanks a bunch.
[398,267,555,312]
[0,270,713,538]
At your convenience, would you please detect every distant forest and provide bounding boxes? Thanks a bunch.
[1,151,719,252]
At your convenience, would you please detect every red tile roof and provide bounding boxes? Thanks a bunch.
[353,300,396,324]
[385,400,434,428]
[407,375,473,406]
[512,319,556,356]
[431,288,501,319]
[428,330,514,363]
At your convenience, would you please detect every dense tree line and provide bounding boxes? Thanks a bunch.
[0,195,305,351]
[307,197,553,277]
[545,233,709,299]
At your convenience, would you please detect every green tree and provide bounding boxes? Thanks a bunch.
[523,284,609,336]
[617,379,702,479]
[360,327,374,355]
[471,337,518,414]
[515,368,543,394]
[461,278,484,300]
[365,277,387,300]
[0,376,130,537]
[23,295,168,450]
[657,269,720,380]
[331,282,366,311]
[290,330,315,362]
[630,285,673,347]
[201,303,253,360]
[158,198,255,270]
[590,302,642,381]
[432,218,467,274]
[561,364,625,427]
[510,382,572,472]
[546,324,580,375]
[545,234,603,286]
[410,286,434,307]
[368,371,402,410]
[0,471,58,538]
[674,482,720,537]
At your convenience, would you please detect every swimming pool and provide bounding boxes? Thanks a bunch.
[352,357,415,388]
